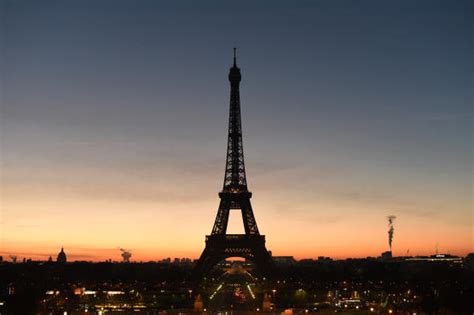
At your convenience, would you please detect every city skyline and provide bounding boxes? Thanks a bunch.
[1,0,472,262]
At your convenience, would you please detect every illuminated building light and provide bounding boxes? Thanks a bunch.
[406,256,462,263]
[209,283,224,300]
[247,284,256,299]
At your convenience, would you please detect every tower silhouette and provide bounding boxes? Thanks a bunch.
[194,49,273,278]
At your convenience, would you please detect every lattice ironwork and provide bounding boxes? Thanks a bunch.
[223,48,247,192]
[194,49,273,279]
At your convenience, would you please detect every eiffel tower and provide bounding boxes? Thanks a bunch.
[194,49,274,278]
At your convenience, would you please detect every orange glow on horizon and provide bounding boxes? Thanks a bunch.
[2,150,472,263]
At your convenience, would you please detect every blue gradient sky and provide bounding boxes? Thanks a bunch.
[1,0,472,261]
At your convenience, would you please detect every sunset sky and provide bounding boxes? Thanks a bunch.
[1,0,472,262]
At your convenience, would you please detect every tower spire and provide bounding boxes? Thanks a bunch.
[233,47,237,67]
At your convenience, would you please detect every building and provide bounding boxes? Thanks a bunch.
[56,247,67,263]
[465,253,474,270]
[405,254,462,264]
[380,251,392,260]
[273,256,297,266]
[318,256,333,262]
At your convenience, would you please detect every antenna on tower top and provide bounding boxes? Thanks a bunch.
[233,47,237,66]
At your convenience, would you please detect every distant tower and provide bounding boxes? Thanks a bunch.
[194,49,274,278]
[56,247,67,263]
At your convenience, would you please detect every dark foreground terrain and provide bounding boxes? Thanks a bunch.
[0,257,473,314]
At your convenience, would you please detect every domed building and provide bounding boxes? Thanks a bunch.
[56,247,67,263]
